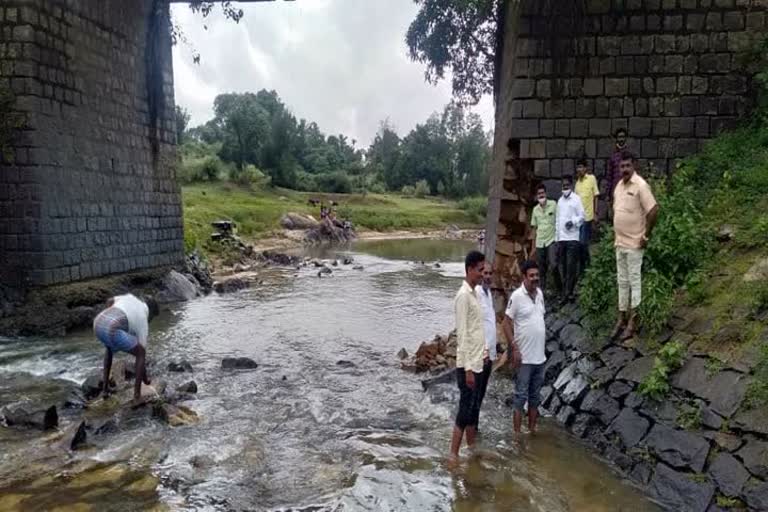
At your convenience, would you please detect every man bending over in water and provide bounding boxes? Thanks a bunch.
[93,294,158,401]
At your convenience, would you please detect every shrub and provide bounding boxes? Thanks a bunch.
[458,196,488,223]
[639,341,685,401]
[401,185,416,196]
[316,172,352,194]
[233,164,271,189]
[414,179,431,198]
[368,181,386,194]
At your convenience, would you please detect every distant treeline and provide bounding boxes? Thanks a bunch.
[175,89,491,198]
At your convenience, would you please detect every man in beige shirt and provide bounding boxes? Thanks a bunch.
[450,250,487,459]
[611,151,659,340]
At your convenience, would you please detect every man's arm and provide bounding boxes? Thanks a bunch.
[554,204,560,243]
[592,177,600,223]
[573,197,586,228]
[455,293,478,388]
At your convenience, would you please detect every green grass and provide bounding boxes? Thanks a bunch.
[182,183,480,251]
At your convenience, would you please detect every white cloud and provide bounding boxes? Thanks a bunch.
[171,0,494,146]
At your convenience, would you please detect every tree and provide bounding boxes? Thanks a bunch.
[212,93,269,171]
[175,105,191,144]
[367,120,402,190]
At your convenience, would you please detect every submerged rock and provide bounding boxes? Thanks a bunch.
[336,360,356,368]
[649,463,714,512]
[168,360,193,373]
[222,357,258,370]
[420,369,456,391]
[3,405,58,431]
[68,420,88,450]
[153,403,199,427]
[156,270,200,303]
[214,277,250,294]
[82,374,107,400]
[352,265,364,270]
[397,348,408,360]
[176,381,198,394]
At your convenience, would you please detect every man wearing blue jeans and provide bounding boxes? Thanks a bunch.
[502,260,547,434]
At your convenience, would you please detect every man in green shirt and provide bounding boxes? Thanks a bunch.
[530,183,558,294]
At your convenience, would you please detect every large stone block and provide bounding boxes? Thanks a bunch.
[649,464,715,512]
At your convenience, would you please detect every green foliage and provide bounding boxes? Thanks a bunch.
[749,282,768,319]
[232,164,271,189]
[715,495,742,509]
[414,179,431,198]
[637,269,676,337]
[175,105,191,144]
[401,185,416,197]
[458,196,488,223]
[639,341,685,401]
[744,342,768,409]
[578,232,618,333]
[705,358,725,377]
[735,214,768,249]
[676,403,702,430]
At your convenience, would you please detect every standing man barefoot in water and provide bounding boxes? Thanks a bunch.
[450,251,487,459]
[93,294,158,401]
[503,261,547,434]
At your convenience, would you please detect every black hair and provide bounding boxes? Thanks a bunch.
[619,150,637,163]
[536,183,547,193]
[576,158,588,167]
[465,250,485,272]
[615,127,628,137]
[520,260,539,276]
[562,175,574,185]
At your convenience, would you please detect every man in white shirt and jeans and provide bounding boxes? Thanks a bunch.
[474,262,497,415]
[555,175,586,304]
[450,251,487,459]
[503,260,547,434]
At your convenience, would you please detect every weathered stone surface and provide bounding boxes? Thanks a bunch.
[280,212,319,230]
[736,437,768,478]
[153,403,199,427]
[570,413,597,438]
[641,399,680,427]
[743,480,768,511]
[176,381,198,394]
[629,462,653,486]
[580,390,620,424]
[2,405,58,431]
[556,405,576,426]
[671,358,747,417]
[554,362,577,390]
[624,392,644,409]
[213,277,250,294]
[649,463,714,512]
[539,385,555,408]
[69,420,88,450]
[397,348,408,360]
[559,323,591,352]
[591,366,618,386]
[713,432,743,452]
[168,360,193,373]
[82,374,106,400]
[699,405,723,430]
[645,423,710,472]
[616,356,655,383]
[544,350,566,381]
[708,452,749,497]
[221,357,258,370]
[600,346,636,370]
[744,257,768,282]
[561,375,590,405]
[157,270,199,303]
[608,380,633,399]
[732,406,768,436]
[608,408,650,448]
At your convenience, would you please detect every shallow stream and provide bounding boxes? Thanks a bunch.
[0,239,658,511]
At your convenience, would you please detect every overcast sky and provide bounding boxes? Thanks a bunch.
[171,0,494,147]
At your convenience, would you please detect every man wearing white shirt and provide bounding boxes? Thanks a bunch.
[474,262,497,415]
[555,175,585,304]
[93,294,159,401]
[502,260,547,434]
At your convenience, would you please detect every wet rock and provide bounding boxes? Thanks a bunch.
[744,257,768,282]
[547,395,562,416]
[336,360,356,368]
[420,369,456,391]
[732,406,768,436]
[560,374,589,406]
[543,350,566,381]
[556,405,576,426]
[186,250,213,293]
[168,360,193,373]
[671,358,747,417]
[425,383,458,404]
[213,277,250,294]
[352,265,364,271]
[3,405,58,430]
[649,463,714,512]
[580,390,620,425]
[570,413,597,438]
[262,251,301,267]
[629,463,653,486]
[600,346,636,371]
[539,385,555,408]
[713,432,743,452]
[559,324,591,352]
[397,348,409,360]
[82,374,106,400]
[332,260,339,267]
[699,406,723,430]
[176,381,198,394]
[708,452,749,497]
[280,212,319,230]
[318,266,333,277]
[553,363,577,390]
[743,480,768,511]
[156,270,200,303]
[608,408,650,449]
[68,420,88,450]
[607,381,632,399]
[342,257,354,265]
[153,403,199,427]
[590,366,618,387]
[221,357,258,370]
[644,423,710,472]
[616,356,655,384]
[63,388,87,409]
[93,419,118,436]
[736,437,768,478]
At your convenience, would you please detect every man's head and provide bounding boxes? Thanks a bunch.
[482,262,493,289]
[576,158,589,179]
[615,128,627,148]
[561,175,574,198]
[464,250,486,287]
[619,150,636,183]
[536,184,547,205]
[520,260,540,293]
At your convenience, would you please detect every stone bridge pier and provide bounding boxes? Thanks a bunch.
[1,0,181,290]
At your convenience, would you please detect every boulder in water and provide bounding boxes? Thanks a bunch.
[213,277,250,294]
[82,373,107,400]
[176,381,198,394]
[342,257,354,265]
[168,360,193,373]
[353,265,364,271]
[153,403,199,427]
[68,420,88,450]
[397,348,409,360]
[156,270,200,304]
[3,405,58,430]
[336,360,356,368]
[222,357,258,370]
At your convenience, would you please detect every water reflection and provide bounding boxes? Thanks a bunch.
[0,239,657,511]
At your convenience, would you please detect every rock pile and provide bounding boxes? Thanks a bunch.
[400,331,457,373]
[538,303,768,512]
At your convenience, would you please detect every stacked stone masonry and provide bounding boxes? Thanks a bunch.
[0,0,182,288]
[505,0,768,199]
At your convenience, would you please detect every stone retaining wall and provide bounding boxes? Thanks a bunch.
[541,303,768,511]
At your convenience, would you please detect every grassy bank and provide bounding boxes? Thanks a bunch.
[182,183,482,251]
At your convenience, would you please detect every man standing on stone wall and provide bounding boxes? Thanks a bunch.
[575,158,600,272]
[606,128,629,219]
[530,183,558,296]
[555,176,585,305]
[610,152,659,341]
[503,260,546,434]
[450,251,487,459]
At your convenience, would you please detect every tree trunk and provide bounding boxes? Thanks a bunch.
[484,0,536,297]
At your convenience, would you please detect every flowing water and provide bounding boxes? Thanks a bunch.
[0,239,659,512]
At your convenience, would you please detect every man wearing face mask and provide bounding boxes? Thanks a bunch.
[555,175,585,304]
[611,151,659,340]
[530,184,558,295]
